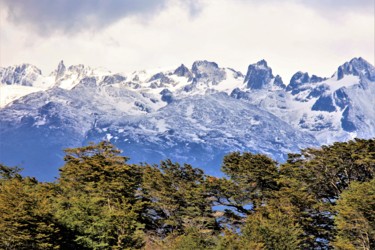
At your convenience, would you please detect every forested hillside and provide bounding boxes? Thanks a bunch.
[1,138,374,249]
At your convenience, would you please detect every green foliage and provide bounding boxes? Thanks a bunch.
[240,198,303,250]
[0,166,61,249]
[333,179,375,250]
[208,152,279,224]
[278,138,375,248]
[142,160,217,237]
[0,164,23,180]
[287,138,375,201]
[221,152,279,206]
[214,229,240,250]
[0,138,374,249]
[278,156,334,248]
[154,226,218,250]
[55,141,146,249]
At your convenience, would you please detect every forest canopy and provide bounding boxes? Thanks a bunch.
[0,138,374,249]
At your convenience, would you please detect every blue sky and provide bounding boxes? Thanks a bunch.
[0,0,373,81]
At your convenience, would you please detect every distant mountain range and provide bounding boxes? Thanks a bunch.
[1,57,374,180]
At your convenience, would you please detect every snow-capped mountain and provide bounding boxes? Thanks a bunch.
[0,57,374,180]
[230,57,375,144]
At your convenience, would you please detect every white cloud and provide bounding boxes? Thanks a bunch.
[0,0,168,35]
[0,0,373,83]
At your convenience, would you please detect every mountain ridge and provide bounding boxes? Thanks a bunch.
[0,57,374,180]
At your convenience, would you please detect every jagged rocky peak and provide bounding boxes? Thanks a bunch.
[192,60,219,71]
[286,71,325,92]
[148,72,173,84]
[0,63,42,86]
[173,64,192,78]
[67,64,86,73]
[244,59,284,90]
[102,74,126,85]
[190,60,226,84]
[55,60,66,80]
[227,68,244,79]
[336,57,375,81]
[8,64,42,76]
[310,75,326,83]
[287,71,310,91]
[53,61,97,83]
[191,60,219,76]
[273,75,285,88]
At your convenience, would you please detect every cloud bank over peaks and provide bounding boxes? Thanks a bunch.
[0,0,202,36]
[2,0,372,36]
[240,0,373,15]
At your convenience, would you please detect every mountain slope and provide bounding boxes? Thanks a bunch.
[0,57,374,180]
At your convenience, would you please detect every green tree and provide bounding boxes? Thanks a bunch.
[142,160,218,242]
[278,138,375,248]
[278,154,333,248]
[333,179,375,250]
[240,200,303,250]
[153,225,218,250]
[215,229,243,250]
[55,141,146,249]
[206,152,280,230]
[221,152,279,207]
[0,165,61,249]
[295,138,374,201]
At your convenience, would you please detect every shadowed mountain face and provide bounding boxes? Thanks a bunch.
[1,57,374,181]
